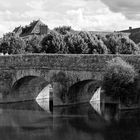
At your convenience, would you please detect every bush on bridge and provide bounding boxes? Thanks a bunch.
[103,57,138,103]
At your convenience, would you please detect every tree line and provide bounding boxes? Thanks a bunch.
[0,26,140,55]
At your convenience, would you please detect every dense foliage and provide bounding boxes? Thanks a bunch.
[0,33,25,54]
[0,26,140,54]
[130,32,140,44]
[54,26,73,35]
[103,57,138,103]
[25,35,42,53]
[41,31,65,53]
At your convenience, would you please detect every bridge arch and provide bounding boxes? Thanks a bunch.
[10,75,53,113]
[9,75,50,102]
[12,69,45,86]
[67,79,101,104]
[12,76,38,90]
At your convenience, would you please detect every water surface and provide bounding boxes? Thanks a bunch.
[0,101,140,140]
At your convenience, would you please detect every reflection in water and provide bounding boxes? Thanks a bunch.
[90,101,102,115]
[53,103,140,140]
[36,84,53,113]
[0,101,53,140]
[90,101,119,122]
[0,99,140,139]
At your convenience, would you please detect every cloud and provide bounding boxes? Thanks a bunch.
[65,6,135,32]
[0,0,140,37]
[101,0,140,20]
[0,0,30,13]
[26,0,46,10]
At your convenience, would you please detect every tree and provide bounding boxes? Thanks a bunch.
[64,32,88,54]
[78,31,108,54]
[129,32,140,44]
[41,31,66,53]
[117,37,140,54]
[54,26,73,35]
[25,35,42,53]
[0,32,25,54]
[103,34,119,54]
[101,33,139,54]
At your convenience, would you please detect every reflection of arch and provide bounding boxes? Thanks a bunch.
[54,104,106,140]
[36,84,53,113]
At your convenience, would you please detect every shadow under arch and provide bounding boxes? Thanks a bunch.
[12,76,39,90]
[67,79,101,104]
[8,75,50,102]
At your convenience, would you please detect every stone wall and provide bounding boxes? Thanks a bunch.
[0,54,139,105]
[0,54,140,71]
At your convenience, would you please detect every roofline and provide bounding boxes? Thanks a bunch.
[119,27,140,32]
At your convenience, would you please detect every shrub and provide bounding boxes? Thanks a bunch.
[103,57,137,101]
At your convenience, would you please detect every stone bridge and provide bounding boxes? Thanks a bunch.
[0,54,140,106]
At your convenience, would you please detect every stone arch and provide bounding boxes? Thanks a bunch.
[47,70,98,105]
[9,75,53,112]
[12,69,44,86]
[67,79,101,104]
[12,76,38,90]
[8,75,50,102]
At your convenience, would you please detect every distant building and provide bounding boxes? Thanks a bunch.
[119,27,140,43]
[13,20,48,40]
[13,26,22,37]
[119,26,140,34]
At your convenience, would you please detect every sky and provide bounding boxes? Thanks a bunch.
[0,0,140,37]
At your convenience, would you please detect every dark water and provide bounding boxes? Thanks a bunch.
[0,101,140,140]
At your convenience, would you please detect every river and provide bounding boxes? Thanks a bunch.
[0,100,139,140]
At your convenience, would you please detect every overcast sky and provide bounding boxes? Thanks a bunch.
[0,0,140,37]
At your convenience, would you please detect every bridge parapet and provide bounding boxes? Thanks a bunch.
[0,54,139,71]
